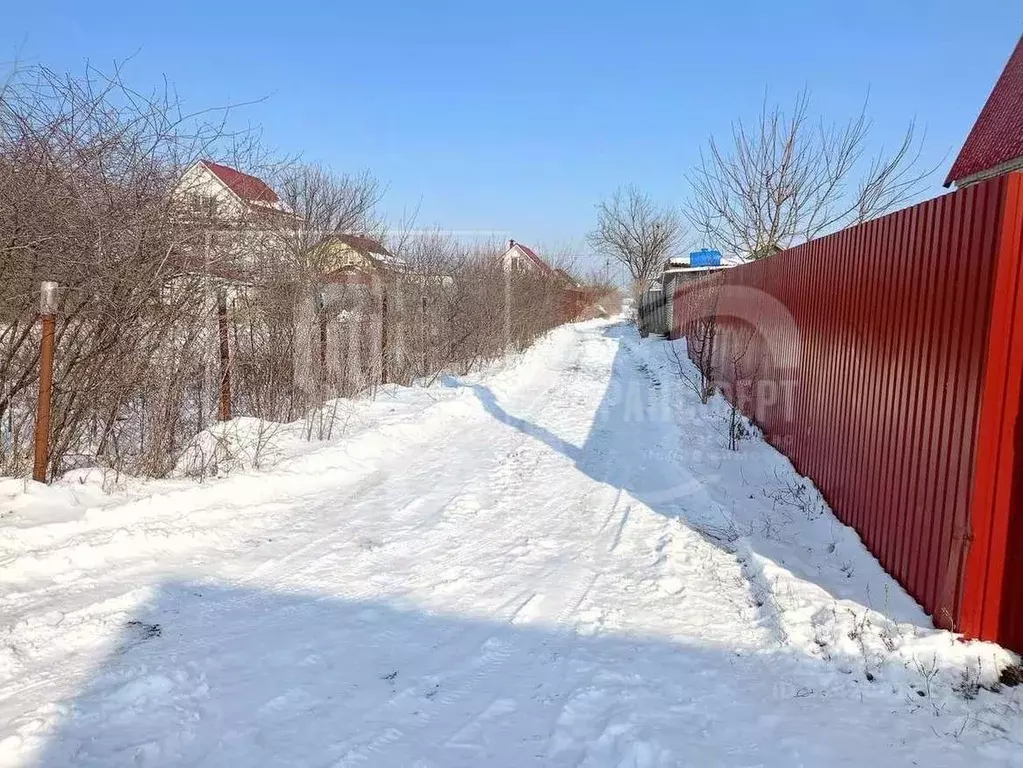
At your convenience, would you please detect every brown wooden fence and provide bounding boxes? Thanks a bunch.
[672,173,1023,651]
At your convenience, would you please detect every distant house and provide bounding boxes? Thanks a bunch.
[323,234,404,273]
[945,35,1023,189]
[174,159,290,220]
[172,163,402,281]
[499,239,553,275]
[655,250,737,289]
[320,234,406,286]
[168,162,405,393]
[168,160,295,284]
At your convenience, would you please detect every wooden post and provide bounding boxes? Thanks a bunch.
[197,364,206,434]
[32,282,58,483]
[421,294,428,376]
[217,288,232,421]
[380,287,389,385]
[319,300,328,390]
[504,268,512,351]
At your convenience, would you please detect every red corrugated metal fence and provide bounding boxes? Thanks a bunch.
[672,173,1023,649]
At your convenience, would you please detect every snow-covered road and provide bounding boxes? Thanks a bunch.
[2,319,1022,766]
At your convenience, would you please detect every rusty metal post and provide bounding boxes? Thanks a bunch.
[32,281,59,483]
[217,288,232,421]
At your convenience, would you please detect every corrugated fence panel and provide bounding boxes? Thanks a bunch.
[962,173,1023,645]
[671,173,1023,650]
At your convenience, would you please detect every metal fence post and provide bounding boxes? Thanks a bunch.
[32,281,59,483]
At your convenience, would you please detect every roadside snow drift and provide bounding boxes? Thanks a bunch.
[1,319,1022,766]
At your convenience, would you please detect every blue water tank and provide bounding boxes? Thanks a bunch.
[690,249,722,267]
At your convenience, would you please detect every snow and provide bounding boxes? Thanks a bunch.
[368,250,406,270]
[1,318,1022,766]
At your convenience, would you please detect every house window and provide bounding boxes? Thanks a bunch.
[190,193,219,218]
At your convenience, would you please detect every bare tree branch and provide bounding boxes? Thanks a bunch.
[685,90,937,260]
[587,186,684,290]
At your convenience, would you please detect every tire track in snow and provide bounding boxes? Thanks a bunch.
[238,339,585,590]
[325,344,609,764]
[187,345,592,764]
[260,357,583,602]
[328,598,530,767]
[233,469,388,588]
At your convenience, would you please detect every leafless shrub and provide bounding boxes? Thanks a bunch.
[176,419,282,481]
[381,232,586,383]
[721,326,761,451]
[238,163,384,427]
[911,653,945,716]
[954,658,983,701]
[764,474,826,521]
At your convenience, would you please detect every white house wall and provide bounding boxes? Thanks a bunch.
[173,163,247,219]
[500,245,540,273]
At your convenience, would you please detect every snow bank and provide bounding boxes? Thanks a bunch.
[645,331,1023,734]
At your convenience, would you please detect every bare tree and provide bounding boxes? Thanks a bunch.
[587,186,684,291]
[686,90,935,261]
[272,165,383,266]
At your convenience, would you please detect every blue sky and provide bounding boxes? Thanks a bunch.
[3,1,1021,264]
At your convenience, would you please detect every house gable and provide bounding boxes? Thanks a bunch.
[500,240,552,274]
[173,160,284,220]
[174,162,240,216]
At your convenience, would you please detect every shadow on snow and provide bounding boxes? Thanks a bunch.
[465,322,922,619]
[37,582,942,766]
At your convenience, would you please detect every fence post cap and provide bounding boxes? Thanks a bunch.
[40,282,59,315]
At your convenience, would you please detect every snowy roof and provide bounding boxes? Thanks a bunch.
[202,160,280,204]
[664,256,743,270]
[663,265,730,275]
[945,35,1023,187]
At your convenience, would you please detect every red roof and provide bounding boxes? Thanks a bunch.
[945,35,1023,187]
[508,240,552,273]
[202,160,280,204]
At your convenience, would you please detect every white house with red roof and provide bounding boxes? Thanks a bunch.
[499,239,552,275]
[945,35,1023,189]
[172,159,409,288]
[174,159,290,219]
